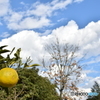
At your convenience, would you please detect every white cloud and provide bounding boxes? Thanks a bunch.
[3,0,84,30]
[26,3,51,17]
[5,2,52,30]
[0,0,10,16]
[0,20,99,94]
[0,20,100,61]
[52,20,100,58]
[0,19,99,100]
[51,0,72,10]
[26,0,72,17]
[7,16,51,30]
[7,12,23,23]
[0,30,46,62]
[84,77,100,89]
[40,30,52,36]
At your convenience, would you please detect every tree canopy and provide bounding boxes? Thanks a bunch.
[0,45,59,100]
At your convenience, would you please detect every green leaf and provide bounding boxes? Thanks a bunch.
[14,48,21,58]
[0,45,8,49]
[0,49,10,54]
[25,64,40,67]
[0,55,4,59]
[3,87,9,95]
[9,47,15,55]
[24,62,28,68]
[8,59,16,66]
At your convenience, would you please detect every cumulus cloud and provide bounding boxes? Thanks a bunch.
[40,30,52,36]
[0,30,43,62]
[0,20,100,61]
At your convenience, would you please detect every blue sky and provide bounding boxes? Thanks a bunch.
[0,0,100,96]
[1,0,100,36]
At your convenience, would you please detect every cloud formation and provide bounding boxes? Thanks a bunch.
[0,20,100,62]
[0,0,10,16]
[1,0,84,30]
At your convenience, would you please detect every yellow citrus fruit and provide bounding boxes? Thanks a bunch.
[0,68,19,87]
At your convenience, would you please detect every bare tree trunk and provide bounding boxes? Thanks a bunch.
[59,90,63,100]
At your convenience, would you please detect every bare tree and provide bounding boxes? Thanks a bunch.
[40,37,84,100]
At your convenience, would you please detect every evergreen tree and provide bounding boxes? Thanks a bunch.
[91,81,100,93]
[87,81,100,100]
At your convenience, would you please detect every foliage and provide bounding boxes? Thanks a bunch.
[40,37,83,100]
[87,81,100,100]
[0,45,40,69]
[0,67,59,100]
[0,45,21,69]
[0,45,59,100]
[91,81,100,93]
